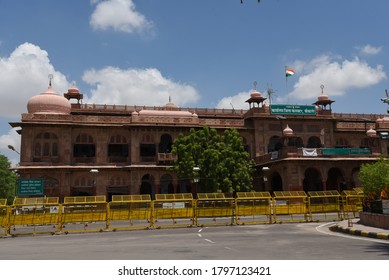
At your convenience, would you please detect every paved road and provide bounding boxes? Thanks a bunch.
[1,222,389,260]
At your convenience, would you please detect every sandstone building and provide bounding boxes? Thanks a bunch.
[10,82,389,201]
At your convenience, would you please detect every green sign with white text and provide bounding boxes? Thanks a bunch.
[18,179,44,196]
[270,104,316,116]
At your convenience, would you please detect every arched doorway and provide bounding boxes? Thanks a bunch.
[269,172,283,193]
[160,174,174,194]
[326,168,345,192]
[303,168,323,192]
[140,174,155,199]
[351,168,360,189]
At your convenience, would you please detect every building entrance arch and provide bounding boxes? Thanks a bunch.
[303,168,323,192]
[269,172,283,193]
[326,168,345,192]
[140,174,155,199]
[160,174,174,194]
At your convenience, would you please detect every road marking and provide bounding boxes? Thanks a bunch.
[198,233,202,238]
[204,239,215,244]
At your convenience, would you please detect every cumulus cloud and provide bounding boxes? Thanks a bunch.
[289,54,386,100]
[0,128,21,167]
[357,44,382,56]
[0,42,69,118]
[90,0,153,34]
[82,66,200,106]
[216,91,250,110]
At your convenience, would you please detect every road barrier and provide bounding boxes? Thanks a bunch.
[0,190,370,237]
[108,195,152,231]
[195,193,234,226]
[308,191,342,222]
[235,192,272,225]
[8,197,60,236]
[152,193,194,229]
[61,196,107,234]
[341,190,364,219]
[272,191,309,223]
[0,199,8,236]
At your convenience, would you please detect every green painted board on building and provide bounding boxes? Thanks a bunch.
[18,179,44,196]
[270,104,316,116]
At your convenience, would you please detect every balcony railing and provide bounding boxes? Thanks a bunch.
[255,147,377,164]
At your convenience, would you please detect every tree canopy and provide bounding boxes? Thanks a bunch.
[0,154,18,203]
[358,157,389,200]
[171,127,254,194]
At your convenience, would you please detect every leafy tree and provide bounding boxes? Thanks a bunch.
[0,154,18,203]
[358,157,389,200]
[171,127,254,193]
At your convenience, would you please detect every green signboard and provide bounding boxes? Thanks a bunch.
[270,104,316,116]
[18,179,44,196]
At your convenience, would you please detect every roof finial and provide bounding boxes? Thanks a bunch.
[253,81,258,91]
[48,74,53,87]
[320,84,324,94]
[169,96,171,103]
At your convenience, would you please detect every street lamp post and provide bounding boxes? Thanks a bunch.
[90,169,99,195]
[193,166,200,196]
[8,145,20,155]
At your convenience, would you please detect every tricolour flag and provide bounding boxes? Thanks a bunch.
[285,68,295,77]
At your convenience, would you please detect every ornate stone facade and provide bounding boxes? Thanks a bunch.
[10,85,389,201]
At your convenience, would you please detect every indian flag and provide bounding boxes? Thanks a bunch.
[285,68,295,77]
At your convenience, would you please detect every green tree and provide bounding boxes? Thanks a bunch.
[358,157,389,200]
[0,154,18,203]
[171,127,254,193]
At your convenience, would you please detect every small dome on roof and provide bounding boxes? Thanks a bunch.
[250,89,262,98]
[283,124,293,137]
[366,127,377,137]
[27,85,71,115]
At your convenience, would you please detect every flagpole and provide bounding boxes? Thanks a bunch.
[285,66,289,104]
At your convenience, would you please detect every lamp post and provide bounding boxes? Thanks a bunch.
[90,169,99,195]
[193,166,200,195]
[8,145,20,155]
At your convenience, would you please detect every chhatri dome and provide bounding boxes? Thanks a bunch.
[27,75,71,115]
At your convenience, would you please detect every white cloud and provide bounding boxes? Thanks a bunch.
[0,42,69,118]
[357,44,382,56]
[216,91,250,110]
[90,0,153,34]
[289,55,387,100]
[82,66,200,106]
[0,128,21,167]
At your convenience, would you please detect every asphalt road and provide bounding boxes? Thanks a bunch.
[1,222,389,260]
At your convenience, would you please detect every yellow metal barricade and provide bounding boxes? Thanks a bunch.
[108,195,152,231]
[61,196,107,233]
[0,199,9,236]
[152,193,194,229]
[353,187,364,195]
[195,193,234,226]
[308,191,342,222]
[341,190,364,219]
[273,191,309,223]
[235,192,272,225]
[8,197,60,236]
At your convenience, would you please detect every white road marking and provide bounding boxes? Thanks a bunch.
[204,239,215,244]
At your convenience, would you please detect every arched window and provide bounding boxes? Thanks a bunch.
[33,132,59,160]
[335,137,349,148]
[159,134,173,153]
[108,134,129,161]
[73,133,95,159]
[307,136,321,148]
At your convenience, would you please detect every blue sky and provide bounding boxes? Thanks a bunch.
[0,0,388,164]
